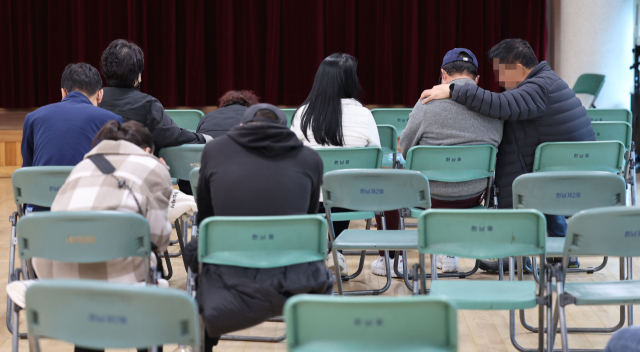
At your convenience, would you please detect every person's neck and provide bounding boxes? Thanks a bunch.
[446,75,475,84]
[69,90,98,106]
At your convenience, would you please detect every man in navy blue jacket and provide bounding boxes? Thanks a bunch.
[21,63,123,168]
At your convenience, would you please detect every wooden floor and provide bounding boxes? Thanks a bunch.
[0,178,637,351]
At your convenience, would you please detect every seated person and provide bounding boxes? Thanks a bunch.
[605,326,640,352]
[21,63,122,211]
[197,90,259,138]
[184,104,333,352]
[400,48,503,272]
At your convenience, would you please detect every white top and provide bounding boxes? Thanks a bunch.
[291,98,381,148]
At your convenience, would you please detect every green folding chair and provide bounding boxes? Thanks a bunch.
[591,122,636,204]
[533,141,625,174]
[284,294,457,352]
[189,167,200,201]
[377,124,402,169]
[587,108,633,124]
[165,109,204,132]
[282,108,296,128]
[371,108,412,136]
[553,207,640,352]
[25,280,199,352]
[572,74,605,108]
[323,169,431,295]
[188,214,328,343]
[418,209,548,352]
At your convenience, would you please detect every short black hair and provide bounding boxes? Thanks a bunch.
[60,63,103,96]
[442,52,477,79]
[488,38,538,69]
[101,39,145,87]
[254,109,279,121]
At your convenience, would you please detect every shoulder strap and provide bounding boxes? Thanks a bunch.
[88,154,116,174]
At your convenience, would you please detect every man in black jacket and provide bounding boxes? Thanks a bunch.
[184,104,332,351]
[420,39,594,269]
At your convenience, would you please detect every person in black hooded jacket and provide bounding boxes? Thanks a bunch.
[183,104,333,351]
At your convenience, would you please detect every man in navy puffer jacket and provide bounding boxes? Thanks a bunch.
[420,39,594,269]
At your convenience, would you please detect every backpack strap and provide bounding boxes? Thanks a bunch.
[88,154,116,174]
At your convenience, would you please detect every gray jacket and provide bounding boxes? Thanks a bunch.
[401,78,503,200]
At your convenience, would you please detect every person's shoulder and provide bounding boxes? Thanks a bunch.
[297,146,324,173]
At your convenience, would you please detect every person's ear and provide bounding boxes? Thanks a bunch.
[475,75,480,84]
[143,147,152,153]
[95,89,104,105]
[440,69,447,84]
[61,88,68,100]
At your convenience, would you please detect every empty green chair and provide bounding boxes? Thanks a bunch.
[165,109,204,132]
[371,108,412,136]
[592,122,632,151]
[587,108,632,124]
[533,141,625,174]
[323,169,430,295]
[189,167,200,202]
[572,74,605,108]
[377,124,403,169]
[25,280,199,351]
[282,108,297,128]
[284,294,457,352]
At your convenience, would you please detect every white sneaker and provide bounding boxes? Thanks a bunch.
[326,252,348,276]
[437,255,444,269]
[440,255,459,273]
[371,255,404,278]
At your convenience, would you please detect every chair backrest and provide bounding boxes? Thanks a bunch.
[586,108,633,124]
[284,295,457,352]
[197,215,327,268]
[315,147,383,174]
[281,108,296,128]
[165,109,204,132]
[417,209,545,259]
[533,141,625,174]
[592,122,632,151]
[17,211,151,262]
[189,167,200,201]
[376,124,398,155]
[12,166,74,207]
[572,74,605,96]
[564,206,640,258]
[405,145,497,182]
[512,171,626,216]
[322,169,430,211]
[158,144,205,180]
[371,108,412,135]
[26,280,199,349]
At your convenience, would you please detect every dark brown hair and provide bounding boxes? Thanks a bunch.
[218,90,259,108]
[93,120,155,153]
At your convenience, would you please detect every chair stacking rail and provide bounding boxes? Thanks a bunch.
[284,295,457,352]
[417,209,548,352]
[586,108,633,124]
[188,214,328,343]
[371,108,412,136]
[281,108,296,128]
[25,280,199,352]
[553,207,640,352]
[376,124,402,169]
[323,169,431,295]
[165,109,204,132]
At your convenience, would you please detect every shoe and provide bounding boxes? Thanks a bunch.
[371,255,404,278]
[479,257,533,274]
[568,257,580,268]
[326,252,348,276]
[436,255,443,269]
[439,255,459,273]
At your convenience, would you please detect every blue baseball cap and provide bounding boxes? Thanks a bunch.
[441,48,478,69]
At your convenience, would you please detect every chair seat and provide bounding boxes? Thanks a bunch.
[332,230,418,250]
[330,211,375,222]
[293,342,453,352]
[545,237,565,256]
[429,280,538,310]
[557,280,640,306]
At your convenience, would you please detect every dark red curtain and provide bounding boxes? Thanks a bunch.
[0,0,546,109]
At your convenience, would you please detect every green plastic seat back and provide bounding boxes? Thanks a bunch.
[25,280,199,349]
[572,74,605,96]
[315,147,383,174]
[281,108,296,128]
[189,167,200,201]
[405,145,497,182]
[371,108,412,135]
[376,124,398,155]
[533,141,625,173]
[417,209,545,259]
[16,211,151,262]
[564,207,640,257]
[592,122,632,151]
[198,215,328,268]
[284,295,457,351]
[512,172,626,216]
[165,109,204,132]
[322,169,430,211]
[12,166,74,207]
[158,145,205,180]
[587,108,633,124]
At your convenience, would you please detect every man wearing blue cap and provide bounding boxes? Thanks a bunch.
[400,48,503,273]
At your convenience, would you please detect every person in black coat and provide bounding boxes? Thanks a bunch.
[420,39,594,269]
[197,90,260,138]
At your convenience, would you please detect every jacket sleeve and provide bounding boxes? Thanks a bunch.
[21,114,34,167]
[146,100,208,149]
[451,80,548,121]
[196,146,214,226]
[145,179,173,253]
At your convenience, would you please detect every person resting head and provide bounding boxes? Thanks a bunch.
[197,90,260,138]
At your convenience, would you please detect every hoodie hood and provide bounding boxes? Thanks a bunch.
[226,123,303,157]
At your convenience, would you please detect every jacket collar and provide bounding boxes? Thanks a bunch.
[449,77,477,86]
[525,61,550,80]
[62,91,93,105]
[341,98,363,107]
[85,140,161,161]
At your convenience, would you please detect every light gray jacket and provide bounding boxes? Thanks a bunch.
[400,78,503,200]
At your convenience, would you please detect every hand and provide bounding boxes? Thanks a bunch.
[419,83,450,104]
[158,157,167,166]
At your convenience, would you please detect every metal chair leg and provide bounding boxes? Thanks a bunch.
[162,250,173,280]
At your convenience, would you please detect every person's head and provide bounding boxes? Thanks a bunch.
[218,90,260,108]
[101,39,145,88]
[240,103,287,126]
[60,63,104,106]
[92,120,155,153]
[440,48,479,84]
[298,53,361,146]
[488,38,538,90]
